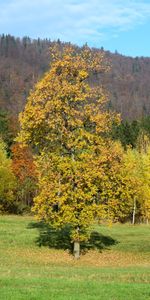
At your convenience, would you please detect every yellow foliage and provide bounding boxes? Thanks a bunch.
[18,45,123,242]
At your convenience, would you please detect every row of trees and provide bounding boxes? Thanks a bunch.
[0,140,36,213]
[1,135,150,221]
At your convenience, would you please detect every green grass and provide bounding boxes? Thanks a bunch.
[0,215,150,300]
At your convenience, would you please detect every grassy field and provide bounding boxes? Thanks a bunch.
[0,215,150,300]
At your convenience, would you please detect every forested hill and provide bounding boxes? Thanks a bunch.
[0,34,150,120]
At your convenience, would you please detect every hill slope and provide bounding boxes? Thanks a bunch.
[0,35,150,120]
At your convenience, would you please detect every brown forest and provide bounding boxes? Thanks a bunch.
[0,34,150,120]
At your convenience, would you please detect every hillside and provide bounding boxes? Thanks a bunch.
[0,34,150,120]
[101,52,150,120]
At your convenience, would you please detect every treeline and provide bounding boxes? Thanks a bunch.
[0,110,37,213]
[2,133,150,224]
[0,34,150,119]
[1,110,150,220]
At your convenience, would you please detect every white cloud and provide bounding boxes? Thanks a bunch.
[0,0,150,45]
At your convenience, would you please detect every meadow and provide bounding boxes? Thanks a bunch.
[0,215,150,300]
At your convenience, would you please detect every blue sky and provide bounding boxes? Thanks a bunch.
[0,0,150,57]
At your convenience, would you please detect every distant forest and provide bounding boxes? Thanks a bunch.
[0,34,150,120]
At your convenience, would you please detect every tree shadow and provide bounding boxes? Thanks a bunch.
[28,221,118,253]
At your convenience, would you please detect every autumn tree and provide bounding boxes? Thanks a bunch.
[11,143,37,210]
[0,110,18,155]
[96,141,134,223]
[0,139,16,212]
[121,148,144,224]
[140,148,150,223]
[18,45,119,257]
[119,144,150,224]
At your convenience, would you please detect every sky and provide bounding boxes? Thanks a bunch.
[0,0,150,57]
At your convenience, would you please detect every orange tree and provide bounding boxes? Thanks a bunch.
[18,45,120,257]
[11,143,37,209]
[0,139,16,212]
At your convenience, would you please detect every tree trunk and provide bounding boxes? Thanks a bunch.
[73,241,80,259]
[132,197,136,225]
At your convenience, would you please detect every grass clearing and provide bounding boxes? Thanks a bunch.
[0,215,150,299]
